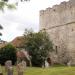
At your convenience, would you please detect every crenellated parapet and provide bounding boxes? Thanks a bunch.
[40,0,75,15]
[40,0,75,65]
[40,0,75,30]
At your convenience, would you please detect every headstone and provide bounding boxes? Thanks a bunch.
[21,61,26,69]
[17,61,26,75]
[67,60,71,67]
[0,73,3,75]
[0,64,3,75]
[45,61,49,68]
[5,60,13,75]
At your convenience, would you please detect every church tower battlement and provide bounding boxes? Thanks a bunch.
[40,0,75,65]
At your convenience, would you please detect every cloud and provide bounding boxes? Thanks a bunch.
[0,0,69,42]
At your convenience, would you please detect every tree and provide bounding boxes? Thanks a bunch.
[0,44,17,65]
[23,29,54,67]
[0,25,3,29]
[2,0,30,2]
[0,0,30,10]
[0,0,16,36]
[0,0,30,34]
[0,25,3,36]
[0,0,16,11]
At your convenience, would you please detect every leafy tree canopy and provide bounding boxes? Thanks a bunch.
[23,29,54,67]
[0,0,16,11]
[0,44,17,65]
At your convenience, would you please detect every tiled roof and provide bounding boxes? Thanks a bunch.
[11,36,25,48]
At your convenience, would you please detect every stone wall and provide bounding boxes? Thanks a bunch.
[40,0,75,65]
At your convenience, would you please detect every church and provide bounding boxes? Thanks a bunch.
[40,0,75,65]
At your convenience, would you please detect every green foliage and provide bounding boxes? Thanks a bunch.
[0,25,3,36]
[0,0,16,11]
[0,44,17,65]
[0,0,30,11]
[0,25,3,29]
[0,32,2,36]
[0,1,5,10]
[2,0,30,2]
[6,4,16,9]
[24,29,54,67]
[0,0,15,36]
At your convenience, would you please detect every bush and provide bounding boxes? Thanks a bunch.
[0,44,17,65]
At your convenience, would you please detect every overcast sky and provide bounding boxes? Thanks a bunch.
[0,0,69,42]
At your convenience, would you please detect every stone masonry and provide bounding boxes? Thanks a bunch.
[40,0,75,65]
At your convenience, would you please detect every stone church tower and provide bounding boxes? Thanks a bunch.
[40,0,75,65]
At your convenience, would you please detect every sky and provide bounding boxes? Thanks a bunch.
[0,0,69,42]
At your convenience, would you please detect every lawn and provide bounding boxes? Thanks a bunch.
[1,66,75,75]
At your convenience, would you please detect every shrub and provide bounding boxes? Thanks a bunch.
[0,44,17,65]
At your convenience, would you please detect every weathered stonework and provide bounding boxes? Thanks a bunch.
[40,0,75,65]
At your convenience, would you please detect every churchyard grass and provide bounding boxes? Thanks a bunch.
[1,66,75,75]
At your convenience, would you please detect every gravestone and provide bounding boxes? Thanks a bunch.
[5,60,13,75]
[21,61,26,69]
[17,61,26,75]
[67,60,72,67]
[45,61,49,68]
[0,64,3,75]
